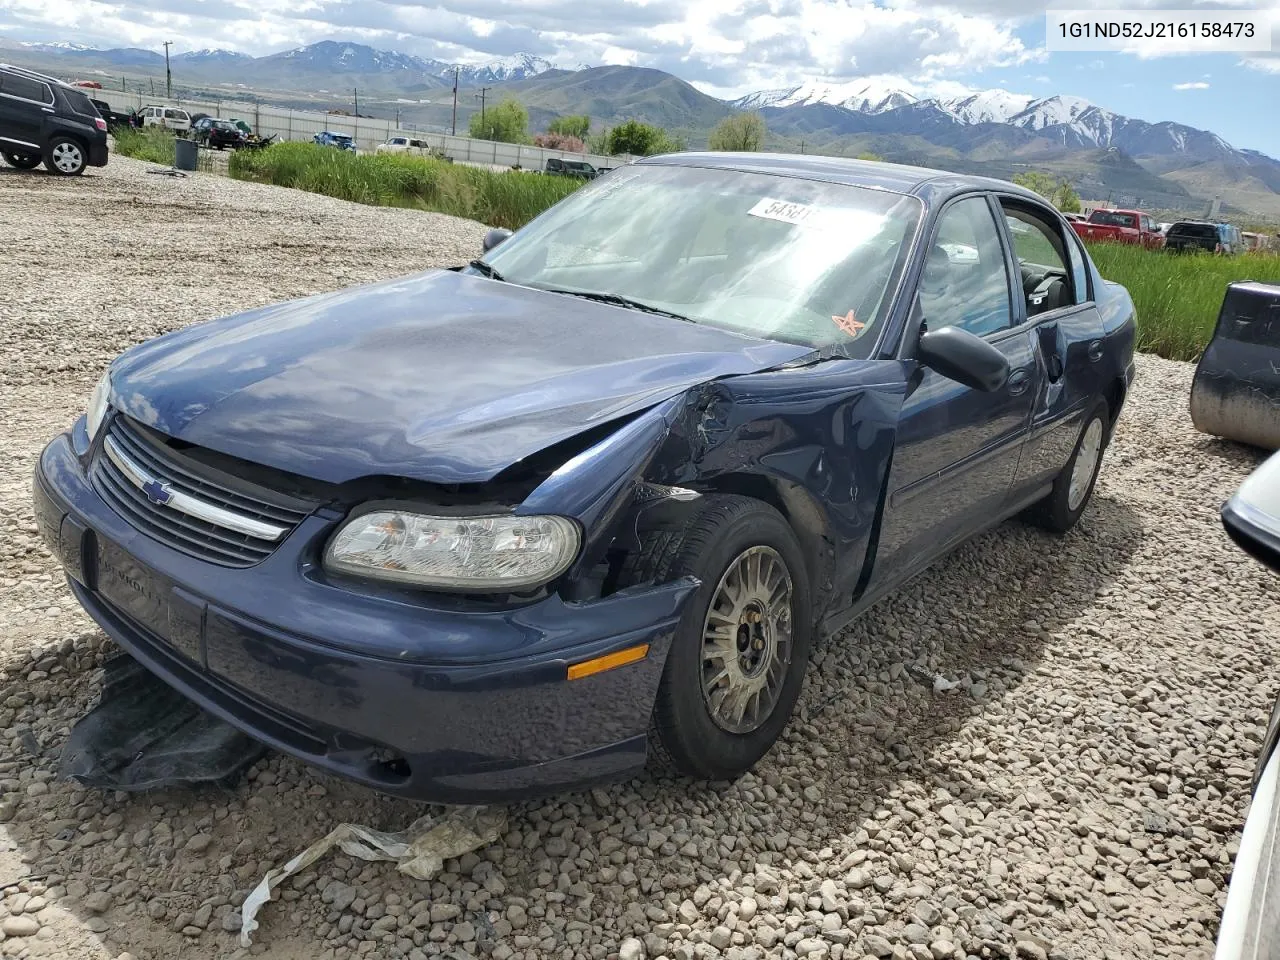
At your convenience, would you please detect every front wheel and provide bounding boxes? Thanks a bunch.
[1025,402,1110,533]
[3,153,41,170]
[44,137,86,176]
[621,495,812,781]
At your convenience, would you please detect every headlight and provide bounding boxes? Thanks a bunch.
[323,511,581,591]
[85,370,111,442]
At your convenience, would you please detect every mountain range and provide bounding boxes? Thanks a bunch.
[3,37,1277,218]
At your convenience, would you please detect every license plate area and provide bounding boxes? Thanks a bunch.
[96,538,203,663]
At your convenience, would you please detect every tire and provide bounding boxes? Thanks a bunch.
[1024,402,1110,534]
[3,153,41,170]
[44,137,86,176]
[620,494,812,781]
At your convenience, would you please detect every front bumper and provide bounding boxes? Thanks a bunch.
[34,430,696,802]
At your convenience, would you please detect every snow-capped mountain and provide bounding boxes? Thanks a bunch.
[445,54,553,84]
[177,48,251,64]
[937,90,1034,125]
[19,41,93,52]
[273,40,433,74]
[738,80,1245,163]
[736,77,917,114]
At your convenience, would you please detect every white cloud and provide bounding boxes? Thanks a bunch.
[0,0,1041,95]
[1173,81,1209,89]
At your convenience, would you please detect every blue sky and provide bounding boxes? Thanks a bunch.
[1,0,1278,155]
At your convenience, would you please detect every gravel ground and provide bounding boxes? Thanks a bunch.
[1,156,1278,960]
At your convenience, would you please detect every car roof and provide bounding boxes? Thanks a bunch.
[0,62,77,90]
[638,151,1046,204]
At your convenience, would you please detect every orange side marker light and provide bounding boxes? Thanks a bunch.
[567,643,650,681]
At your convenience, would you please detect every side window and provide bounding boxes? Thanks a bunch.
[920,197,1013,338]
[1000,203,1074,316]
[1,73,52,103]
[1065,234,1091,303]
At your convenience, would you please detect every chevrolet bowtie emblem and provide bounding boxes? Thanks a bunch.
[141,478,173,506]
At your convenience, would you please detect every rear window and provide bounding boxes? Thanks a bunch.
[1,72,52,103]
[1088,211,1136,228]
[1169,222,1218,239]
[63,88,101,118]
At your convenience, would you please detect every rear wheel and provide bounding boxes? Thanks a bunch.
[44,137,86,176]
[3,153,41,170]
[620,495,812,781]
[1024,402,1110,533]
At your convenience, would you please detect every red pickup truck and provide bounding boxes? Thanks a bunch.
[1071,209,1164,248]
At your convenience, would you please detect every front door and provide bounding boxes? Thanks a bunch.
[0,72,51,155]
[867,194,1038,590]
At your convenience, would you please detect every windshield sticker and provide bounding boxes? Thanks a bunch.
[748,197,823,227]
[831,309,865,337]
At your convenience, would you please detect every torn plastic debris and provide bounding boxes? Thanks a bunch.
[240,805,507,947]
[59,654,268,792]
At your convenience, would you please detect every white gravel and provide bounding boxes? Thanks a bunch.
[1,155,1278,960]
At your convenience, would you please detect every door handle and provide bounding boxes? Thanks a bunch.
[1008,368,1031,396]
[1088,339,1104,363]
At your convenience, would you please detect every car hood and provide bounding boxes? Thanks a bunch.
[108,269,810,485]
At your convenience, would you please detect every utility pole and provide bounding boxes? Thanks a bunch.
[451,67,459,136]
[149,76,155,97]
[163,41,173,98]
[476,86,491,136]
[800,139,805,154]
[353,87,358,116]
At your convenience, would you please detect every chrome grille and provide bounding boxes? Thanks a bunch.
[92,417,312,567]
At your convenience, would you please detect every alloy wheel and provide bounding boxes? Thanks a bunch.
[1068,417,1105,511]
[700,545,794,734]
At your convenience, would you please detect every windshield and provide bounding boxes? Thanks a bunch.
[1088,211,1136,228]
[481,164,922,352]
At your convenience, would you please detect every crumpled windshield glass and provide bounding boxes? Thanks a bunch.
[482,164,923,353]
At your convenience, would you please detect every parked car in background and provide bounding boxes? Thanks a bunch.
[195,118,246,150]
[378,135,429,154]
[313,130,355,152]
[33,154,1135,802]
[0,63,108,176]
[1242,231,1277,253]
[138,105,191,132]
[1071,208,1164,247]
[1215,449,1280,960]
[89,98,133,132]
[545,157,601,179]
[1165,220,1241,255]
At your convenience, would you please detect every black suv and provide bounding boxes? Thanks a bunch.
[0,63,108,176]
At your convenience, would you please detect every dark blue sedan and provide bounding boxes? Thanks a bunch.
[33,153,1136,802]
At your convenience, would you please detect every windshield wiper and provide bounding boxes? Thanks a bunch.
[536,287,695,323]
[468,260,504,281]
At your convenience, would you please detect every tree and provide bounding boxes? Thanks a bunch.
[548,114,590,140]
[605,119,682,157]
[708,112,766,151]
[855,151,884,162]
[469,98,529,144]
[1013,170,1081,212]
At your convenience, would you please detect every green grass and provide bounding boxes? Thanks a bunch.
[228,142,583,230]
[112,126,176,165]
[1085,243,1280,361]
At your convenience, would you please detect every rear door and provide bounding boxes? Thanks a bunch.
[0,71,53,154]
[867,193,1039,589]
[996,195,1108,498]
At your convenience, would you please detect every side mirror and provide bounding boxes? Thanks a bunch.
[917,325,1010,392]
[482,228,512,253]
[1222,448,1280,575]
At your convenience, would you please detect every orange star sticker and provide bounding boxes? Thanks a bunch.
[832,309,864,337]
